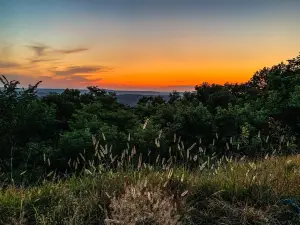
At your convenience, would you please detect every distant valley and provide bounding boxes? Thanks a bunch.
[35,88,171,106]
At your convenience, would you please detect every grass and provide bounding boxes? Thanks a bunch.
[1,155,300,224]
[1,130,300,224]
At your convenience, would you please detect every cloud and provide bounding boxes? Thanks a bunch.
[53,48,88,54]
[53,66,106,76]
[39,75,53,80]
[27,43,89,56]
[1,42,105,88]
[0,61,20,68]
[62,75,103,83]
[79,77,103,83]
[72,77,103,86]
[26,43,54,64]
[66,75,89,82]
[2,73,103,88]
[27,44,49,57]
[26,43,89,65]
[29,58,59,64]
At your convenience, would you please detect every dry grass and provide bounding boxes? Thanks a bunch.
[106,180,182,225]
[2,146,300,224]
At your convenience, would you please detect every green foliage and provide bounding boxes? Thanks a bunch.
[0,76,57,181]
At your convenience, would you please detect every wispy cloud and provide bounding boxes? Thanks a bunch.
[3,73,103,88]
[70,76,102,82]
[26,43,55,65]
[29,58,59,64]
[53,66,106,76]
[53,48,88,54]
[27,43,89,57]
[26,43,89,65]
[1,42,106,88]
[70,76,103,86]
[39,75,53,80]
[0,61,20,68]
[27,44,49,57]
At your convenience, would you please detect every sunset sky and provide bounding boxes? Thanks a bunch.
[1,0,300,91]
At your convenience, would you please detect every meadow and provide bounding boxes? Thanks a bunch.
[2,143,300,224]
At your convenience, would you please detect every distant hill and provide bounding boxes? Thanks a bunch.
[34,88,170,106]
[116,94,170,106]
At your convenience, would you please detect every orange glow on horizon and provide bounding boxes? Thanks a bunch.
[2,30,300,91]
[3,49,299,91]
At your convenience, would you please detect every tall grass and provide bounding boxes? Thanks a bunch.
[1,128,300,224]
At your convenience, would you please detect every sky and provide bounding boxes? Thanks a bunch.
[1,0,300,91]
